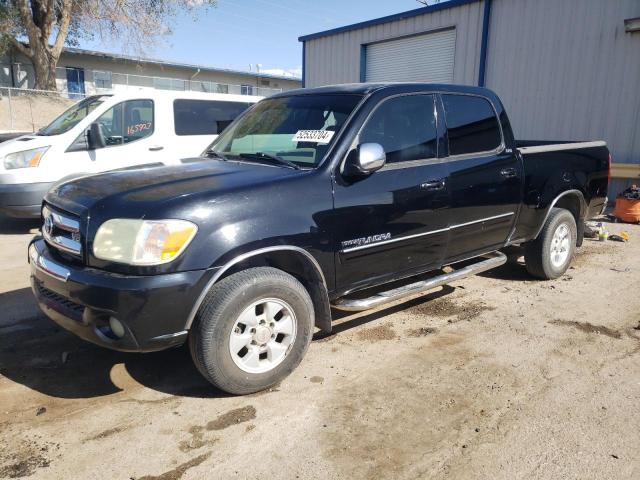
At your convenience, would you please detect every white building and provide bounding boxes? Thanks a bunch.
[2,46,301,97]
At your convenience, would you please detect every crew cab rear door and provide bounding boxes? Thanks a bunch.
[440,93,521,262]
[332,93,450,293]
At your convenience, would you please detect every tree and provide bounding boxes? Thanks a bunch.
[0,0,215,90]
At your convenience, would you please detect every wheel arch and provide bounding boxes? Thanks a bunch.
[185,246,332,333]
[534,189,586,243]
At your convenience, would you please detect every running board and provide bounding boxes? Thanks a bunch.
[332,251,507,312]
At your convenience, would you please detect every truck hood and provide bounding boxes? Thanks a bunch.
[44,159,304,217]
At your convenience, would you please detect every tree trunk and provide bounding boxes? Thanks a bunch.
[12,0,72,91]
[31,47,58,91]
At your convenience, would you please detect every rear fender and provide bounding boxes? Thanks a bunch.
[533,189,586,241]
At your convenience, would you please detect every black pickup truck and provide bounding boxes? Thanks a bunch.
[28,84,609,394]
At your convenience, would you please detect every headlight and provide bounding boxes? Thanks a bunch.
[93,219,198,266]
[3,147,49,170]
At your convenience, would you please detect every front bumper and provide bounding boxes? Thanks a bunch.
[0,181,53,218]
[29,238,216,352]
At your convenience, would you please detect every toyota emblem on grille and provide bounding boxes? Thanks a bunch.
[44,215,54,236]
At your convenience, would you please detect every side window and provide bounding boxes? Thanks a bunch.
[123,100,154,143]
[442,94,502,156]
[94,99,154,146]
[359,95,437,164]
[173,100,250,136]
[96,103,123,145]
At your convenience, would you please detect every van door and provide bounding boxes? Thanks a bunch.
[171,99,252,159]
[440,93,520,262]
[66,98,165,174]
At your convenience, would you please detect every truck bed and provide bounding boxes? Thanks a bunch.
[509,139,610,243]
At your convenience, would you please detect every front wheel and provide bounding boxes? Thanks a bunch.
[524,208,577,280]
[189,267,314,395]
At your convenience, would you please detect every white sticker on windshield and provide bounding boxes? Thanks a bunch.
[292,130,335,144]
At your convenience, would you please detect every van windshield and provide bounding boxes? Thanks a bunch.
[38,95,110,136]
[208,94,363,168]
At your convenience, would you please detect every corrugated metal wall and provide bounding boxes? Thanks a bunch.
[485,0,640,193]
[303,0,486,87]
[303,0,640,193]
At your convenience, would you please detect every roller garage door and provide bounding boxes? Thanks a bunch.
[365,29,456,83]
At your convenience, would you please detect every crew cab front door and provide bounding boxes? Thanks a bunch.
[332,93,450,294]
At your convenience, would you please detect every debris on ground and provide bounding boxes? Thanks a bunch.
[608,232,630,243]
[35,407,46,416]
[614,185,640,223]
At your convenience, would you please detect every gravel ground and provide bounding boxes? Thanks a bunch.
[0,214,639,480]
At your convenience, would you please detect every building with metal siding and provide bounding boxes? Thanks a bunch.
[299,0,640,192]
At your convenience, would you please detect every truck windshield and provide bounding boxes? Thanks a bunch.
[209,94,363,168]
[38,95,110,136]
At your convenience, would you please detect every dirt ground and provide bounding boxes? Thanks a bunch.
[0,214,639,480]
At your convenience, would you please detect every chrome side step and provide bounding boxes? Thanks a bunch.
[332,251,507,312]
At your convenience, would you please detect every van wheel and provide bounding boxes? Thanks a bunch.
[189,267,314,395]
[524,208,577,280]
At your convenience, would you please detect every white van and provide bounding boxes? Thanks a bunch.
[0,90,261,218]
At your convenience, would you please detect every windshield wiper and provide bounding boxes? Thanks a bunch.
[238,152,301,170]
[204,149,228,161]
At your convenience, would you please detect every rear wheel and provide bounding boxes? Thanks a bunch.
[524,208,577,280]
[189,267,314,395]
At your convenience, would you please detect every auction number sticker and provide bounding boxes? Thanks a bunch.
[292,130,335,144]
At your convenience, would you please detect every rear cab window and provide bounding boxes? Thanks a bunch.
[441,94,502,156]
[173,99,251,136]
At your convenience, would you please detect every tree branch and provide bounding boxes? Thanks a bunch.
[51,0,73,59]
[15,0,41,46]
[41,0,58,40]
[7,36,32,58]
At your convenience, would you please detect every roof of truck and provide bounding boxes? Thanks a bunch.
[270,82,497,98]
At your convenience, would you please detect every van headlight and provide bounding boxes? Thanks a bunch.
[3,146,49,169]
[93,219,198,265]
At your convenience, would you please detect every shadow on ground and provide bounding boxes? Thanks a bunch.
[0,289,230,400]
[1,285,458,401]
[0,249,533,400]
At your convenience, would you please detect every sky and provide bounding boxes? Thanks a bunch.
[78,0,437,78]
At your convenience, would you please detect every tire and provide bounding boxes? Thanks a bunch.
[189,267,314,395]
[524,208,577,280]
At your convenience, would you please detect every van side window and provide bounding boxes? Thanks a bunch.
[359,94,437,164]
[442,94,502,156]
[124,100,154,143]
[95,99,154,146]
[173,100,251,136]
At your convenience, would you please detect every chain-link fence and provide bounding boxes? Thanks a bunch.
[0,87,82,133]
[0,73,285,133]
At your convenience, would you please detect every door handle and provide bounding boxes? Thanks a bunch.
[420,179,446,191]
[149,146,164,151]
[500,167,517,178]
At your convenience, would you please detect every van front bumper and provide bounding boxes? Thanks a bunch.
[29,238,216,352]
[0,180,53,218]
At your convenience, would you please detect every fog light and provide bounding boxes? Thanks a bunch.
[109,317,125,338]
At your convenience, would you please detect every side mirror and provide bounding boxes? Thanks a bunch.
[344,143,386,176]
[88,122,106,150]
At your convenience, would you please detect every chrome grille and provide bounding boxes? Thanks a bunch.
[42,206,82,256]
